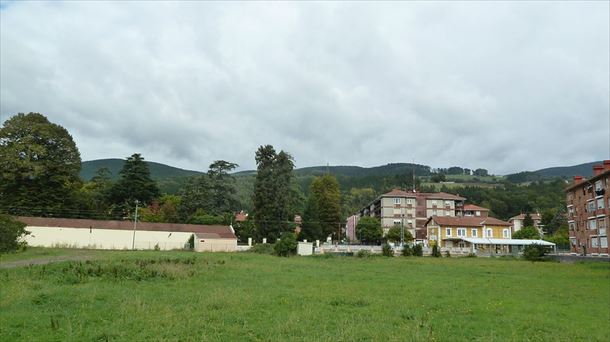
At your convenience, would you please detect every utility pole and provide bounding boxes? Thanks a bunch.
[401,214,405,247]
[132,200,139,250]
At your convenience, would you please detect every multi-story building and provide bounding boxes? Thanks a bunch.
[459,204,490,218]
[359,189,466,240]
[508,213,542,233]
[565,161,610,256]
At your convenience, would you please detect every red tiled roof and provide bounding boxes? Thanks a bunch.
[17,217,236,239]
[463,204,489,211]
[426,216,511,227]
[381,189,465,201]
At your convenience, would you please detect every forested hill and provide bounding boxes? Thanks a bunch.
[233,163,432,178]
[80,159,203,181]
[505,161,602,183]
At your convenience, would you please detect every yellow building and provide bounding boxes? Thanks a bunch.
[426,215,512,248]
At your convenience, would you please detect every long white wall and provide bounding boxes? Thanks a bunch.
[26,226,193,250]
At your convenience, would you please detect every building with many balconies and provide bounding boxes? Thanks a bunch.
[565,161,610,256]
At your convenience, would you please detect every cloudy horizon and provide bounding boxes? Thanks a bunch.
[1,1,608,175]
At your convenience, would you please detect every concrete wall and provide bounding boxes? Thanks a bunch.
[194,238,237,252]
[25,226,193,250]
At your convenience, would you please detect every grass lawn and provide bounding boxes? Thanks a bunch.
[1,250,609,341]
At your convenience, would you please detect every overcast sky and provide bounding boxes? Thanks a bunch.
[1,1,608,175]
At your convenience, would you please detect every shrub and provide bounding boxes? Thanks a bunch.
[413,244,423,257]
[431,244,441,257]
[274,233,298,257]
[381,243,394,257]
[187,234,194,250]
[356,249,372,258]
[444,250,451,258]
[0,214,29,253]
[248,243,275,255]
[402,245,413,256]
[523,244,549,261]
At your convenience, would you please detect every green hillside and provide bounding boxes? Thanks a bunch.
[505,161,602,182]
[80,159,203,181]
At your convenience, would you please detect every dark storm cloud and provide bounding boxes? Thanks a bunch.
[1,1,608,174]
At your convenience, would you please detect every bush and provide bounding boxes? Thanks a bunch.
[0,214,29,253]
[381,243,394,257]
[444,250,451,258]
[523,244,550,261]
[402,245,413,256]
[274,233,298,257]
[431,244,441,257]
[187,234,194,250]
[413,244,423,257]
[356,249,372,258]
[248,243,275,255]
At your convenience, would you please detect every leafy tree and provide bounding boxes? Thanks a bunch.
[431,244,441,257]
[301,175,341,242]
[523,244,550,261]
[523,213,535,227]
[76,167,114,217]
[401,245,413,256]
[513,226,540,239]
[207,160,239,215]
[233,219,257,243]
[356,216,382,245]
[252,145,295,241]
[0,214,30,252]
[447,167,464,175]
[178,175,212,220]
[274,232,298,257]
[386,226,402,243]
[139,194,181,223]
[0,113,82,214]
[109,154,160,215]
[188,209,225,225]
[473,168,489,177]
[464,168,472,176]
[430,173,446,183]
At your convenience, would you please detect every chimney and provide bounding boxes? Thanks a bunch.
[593,165,604,177]
[603,160,610,172]
[573,176,583,185]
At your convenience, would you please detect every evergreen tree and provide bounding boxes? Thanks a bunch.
[356,216,383,245]
[207,160,239,215]
[301,175,341,242]
[0,113,82,214]
[252,145,295,241]
[177,175,212,220]
[109,153,160,215]
[523,212,535,228]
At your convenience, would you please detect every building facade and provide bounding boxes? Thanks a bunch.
[508,213,542,233]
[426,216,512,248]
[18,216,238,252]
[565,161,610,256]
[359,189,466,240]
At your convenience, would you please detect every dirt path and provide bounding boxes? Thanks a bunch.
[0,255,96,269]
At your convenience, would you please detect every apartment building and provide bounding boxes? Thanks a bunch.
[459,204,489,218]
[508,213,542,233]
[566,161,610,256]
[359,189,465,239]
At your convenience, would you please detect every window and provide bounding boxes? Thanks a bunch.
[597,198,605,209]
[486,228,493,238]
[394,198,401,204]
[588,219,597,230]
[433,209,438,216]
[595,180,603,191]
[599,218,607,236]
[591,237,599,248]
[444,201,452,208]
[393,220,401,226]
[502,229,510,238]
[568,222,576,231]
[457,228,466,237]
[587,201,596,212]
[475,211,481,217]
[471,229,478,237]
[446,228,452,237]
[569,237,576,246]
[601,237,608,248]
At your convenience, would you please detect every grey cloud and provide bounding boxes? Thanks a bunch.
[1,1,608,174]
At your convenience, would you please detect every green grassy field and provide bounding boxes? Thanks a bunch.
[1,249,609,341]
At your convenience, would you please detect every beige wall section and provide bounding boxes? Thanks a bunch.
[25,226,194,250]
[194,238,237,252]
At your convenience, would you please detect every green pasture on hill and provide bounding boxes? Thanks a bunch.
[1,249,609,341]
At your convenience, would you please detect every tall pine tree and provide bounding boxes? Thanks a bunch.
[301,175,341,241]
[110,153,160,217]
[252,145,295,241]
